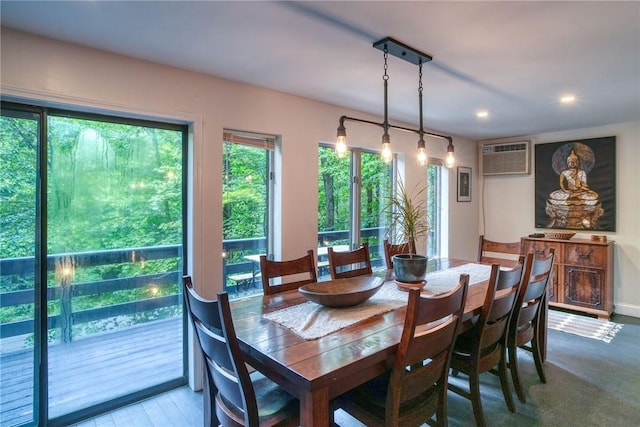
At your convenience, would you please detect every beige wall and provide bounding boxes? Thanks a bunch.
[0,28,479,297]
[479,122,640,317]
[6,28,635,318]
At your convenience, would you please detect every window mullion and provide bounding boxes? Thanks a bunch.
[350,149,362,249]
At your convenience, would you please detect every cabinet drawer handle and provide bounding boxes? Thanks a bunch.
[578,251,591,259]
[535,249,546,256]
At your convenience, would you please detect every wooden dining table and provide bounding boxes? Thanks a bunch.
[228,257,543,427]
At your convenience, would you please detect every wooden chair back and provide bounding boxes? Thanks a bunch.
[260,249,317,295]
[327,243,372,279]
[337,275,470,427]
[508,249,555,402]
[182,276,298,426]
[383,239,413,269]
[448,262,524,426]
[478,263,523,352]
[513,251,554,339]
[387,274,470,426]
[478,235,522,268]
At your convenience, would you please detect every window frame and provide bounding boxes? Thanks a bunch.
[318,143,395,272]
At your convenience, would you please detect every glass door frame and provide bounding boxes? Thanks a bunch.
[1,101,189,426]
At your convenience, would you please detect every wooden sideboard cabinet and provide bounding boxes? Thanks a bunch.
[521,236,614,319]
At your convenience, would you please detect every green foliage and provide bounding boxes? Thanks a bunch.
[384,178,431,254]
[1,110,184,344]
[317,147,392,235]
[223,142,268,239]
[317,146,350,232]
[0,114,38,257]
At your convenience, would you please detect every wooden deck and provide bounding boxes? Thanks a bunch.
[1,317,184,426]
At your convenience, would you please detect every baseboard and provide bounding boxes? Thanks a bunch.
[613,302,640,319]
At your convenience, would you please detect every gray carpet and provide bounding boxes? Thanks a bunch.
[337,312,640,427]
[447,313,640,427]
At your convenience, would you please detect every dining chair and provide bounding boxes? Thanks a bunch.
[337,274,470,427]
[477,235,522,268]
[182,276,299,427]
[508,249,555,403]
[327,243,372,279]
[259,249,317,295]
[448,262,524,427]
[383,239,413,269]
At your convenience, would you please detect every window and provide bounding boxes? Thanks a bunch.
[222,130,275,298]
[317,143,448,269]
[427,161,448,258]
[359,150,393,268]
[317,145,393,277]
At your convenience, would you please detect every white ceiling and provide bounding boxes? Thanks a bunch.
[2,1,639,141]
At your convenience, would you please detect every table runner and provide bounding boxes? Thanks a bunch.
[263,263,491,340]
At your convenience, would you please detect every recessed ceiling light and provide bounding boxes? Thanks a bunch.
[476,110,489,118]
[560,94,576,104]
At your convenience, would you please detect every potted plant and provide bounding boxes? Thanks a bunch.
[385,178,430,283]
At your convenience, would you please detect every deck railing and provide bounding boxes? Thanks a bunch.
[0,245,184,342]
[1,229,387,343]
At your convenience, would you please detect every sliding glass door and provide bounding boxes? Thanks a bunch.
[0,103,188,426]
[0,106,41,427]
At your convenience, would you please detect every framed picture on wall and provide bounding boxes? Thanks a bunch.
[534,136,616,231]
[457,166,471,202]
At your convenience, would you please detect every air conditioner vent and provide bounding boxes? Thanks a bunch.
[482,141,530,175]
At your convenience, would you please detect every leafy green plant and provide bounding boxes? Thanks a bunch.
[384,178,431,255]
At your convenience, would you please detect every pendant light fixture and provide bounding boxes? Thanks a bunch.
[335,37,455,168]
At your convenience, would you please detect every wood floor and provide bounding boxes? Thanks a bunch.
[70,387,364,427]
[70,312,640,427]
[71,387,203,427]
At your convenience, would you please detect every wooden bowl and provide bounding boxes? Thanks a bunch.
[544,231,576,240]
[299,276,384,307]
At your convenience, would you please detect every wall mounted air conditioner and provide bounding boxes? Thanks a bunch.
[481,141,530,176]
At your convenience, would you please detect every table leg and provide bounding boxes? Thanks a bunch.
[300,386,330,427]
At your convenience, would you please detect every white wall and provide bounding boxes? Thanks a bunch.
[480,122,640,317]
[4,29,634,318]
[0,28,479,298]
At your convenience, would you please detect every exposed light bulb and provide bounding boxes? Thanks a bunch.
[417,147,427,166]
[445,150,455,168]
[335,135,347,157]
[381,142,392,163]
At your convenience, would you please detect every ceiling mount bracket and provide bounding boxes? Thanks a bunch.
[373,37,432,65]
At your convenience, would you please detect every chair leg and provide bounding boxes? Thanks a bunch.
[498,354,516,412]
[468,373,487,427]
[508,343,527,403]
[531,334,547,383]
[437,383,448,427]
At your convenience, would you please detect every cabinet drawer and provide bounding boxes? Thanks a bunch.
[565,244,606,268]
[524,240,561,258]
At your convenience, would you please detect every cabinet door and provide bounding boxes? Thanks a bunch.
[564,266,605,309]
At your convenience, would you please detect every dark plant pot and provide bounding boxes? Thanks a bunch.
[392,254,428,283]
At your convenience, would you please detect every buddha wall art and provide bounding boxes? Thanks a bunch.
[535,136,616,231]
